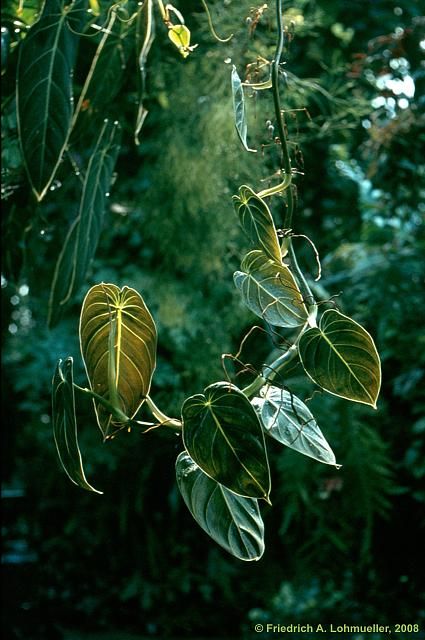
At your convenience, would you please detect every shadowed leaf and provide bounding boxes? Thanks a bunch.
[79,283,157,437]
[52,357,102,493]
[182,382,271,501]
[47,119,121,327]
[299,309,381,407]
[16,0,83,200]
[234,250,308,328]
[252,385,338,465]
[176,451,265,561]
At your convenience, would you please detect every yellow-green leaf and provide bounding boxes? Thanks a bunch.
[168,24,196,58]
[299,309,381,408]
[79,283,157,437]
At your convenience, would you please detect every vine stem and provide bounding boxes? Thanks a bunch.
[144,396,183,432]
[272,0,316,315]
[242,344,298,398]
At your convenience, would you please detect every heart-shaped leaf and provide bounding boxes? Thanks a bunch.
[52,357,102,493]
[299,309,381,408]
[252,386,338,466]
[16,0,82,200]
[48,119,121,327]
[231,65,256,153]
[233,185,282,263]
[182,382,271,501]
[79,283,157,437]
[176,451,265,561]
[234,250,308,328]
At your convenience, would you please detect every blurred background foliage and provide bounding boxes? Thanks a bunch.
[1,0,425,638]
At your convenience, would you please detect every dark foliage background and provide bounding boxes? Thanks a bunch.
[2,1,424,639]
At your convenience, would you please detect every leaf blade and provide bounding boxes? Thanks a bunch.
[182,382,271,501]
[231,65,256,153]
[52,357,102,493]
[252,386,338,466]
[176,452,265,561]
[299,309,381,407]
[233,185,282,263]
[234,250,308,328]
[47,119,121,327]
[16,0,82,200]
[79,283,157,437]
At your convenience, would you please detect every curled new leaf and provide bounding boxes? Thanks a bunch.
[79,283,157,437]
[176,451,265,561]
[233,185,282,263]
[168,24,197,58]
[231,65,256,153]
[16,0,82,200]
[52,357,102,493]
[234,250,308,328]
[299,309,381,408]
[182,382,271,501]
[252,386,338,466]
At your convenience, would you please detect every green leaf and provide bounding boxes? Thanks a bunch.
[176,451,265,561]
[299,309,381,408]
[182,382,271,501]
[252,386,338,466]
[47,119,121,327]
[79,283,157,437]
[231,65,256,153]
[16,0,82,200]
[233,185,282,263]
[52,357,102,493]
[234,250,308,328]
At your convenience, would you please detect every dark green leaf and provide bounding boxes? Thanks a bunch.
[252,386,338,465]
[234,250,308,328]
[233,185,282,263]
[16,0,82,200]
[47,119,121,327]
[176,451,265,561]
[231,65,256,153]
[299,309,381,407]
[182,382,271,501]
[79,283,157,437]
[52,357,102,493]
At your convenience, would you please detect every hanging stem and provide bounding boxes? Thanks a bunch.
[145,395,182,432]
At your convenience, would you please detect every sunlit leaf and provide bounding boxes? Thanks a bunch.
[252,385,338,465]
[182,382,271,501]
[299,309,381,407]
[233,185,282,263]
[16,0,83,200]
[79,283,157,437]
[176,451,265,561]
[168,24,196,58]
[231,65,256,153]
[52,357,102,493]
[47,119,121,327]
[234,250,308,328]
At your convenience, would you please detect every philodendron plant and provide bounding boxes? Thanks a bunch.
[52,0,381,561]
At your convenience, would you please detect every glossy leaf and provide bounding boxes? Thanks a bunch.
[16,0,82,200]
[182,382,271,501]
[47,119,121,327]
[176,451,265,561]
[299,309,381,408]
[79,283,157,437]
[234,250,308,328]
[52,357,102,493]
[231,65,256,153]
[252,386,338,466]
[233,185,282,263]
